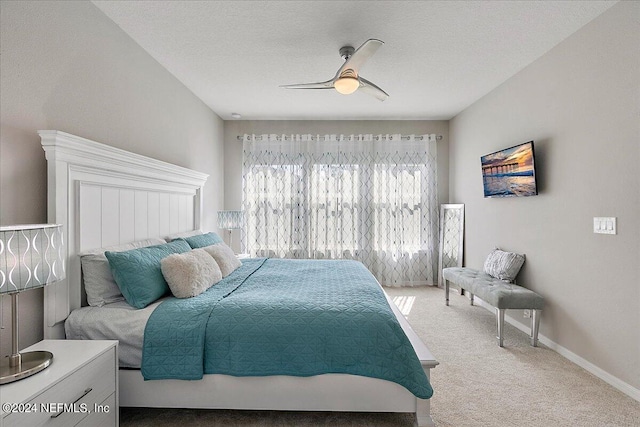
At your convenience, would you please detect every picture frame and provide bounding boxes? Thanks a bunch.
[481,141,538,198]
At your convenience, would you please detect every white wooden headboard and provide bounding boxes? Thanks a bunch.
[40,131,209,339]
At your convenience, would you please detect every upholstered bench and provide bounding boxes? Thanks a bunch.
[442,249,544,347]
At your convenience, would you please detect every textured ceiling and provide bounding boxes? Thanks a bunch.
[92,1,616,120]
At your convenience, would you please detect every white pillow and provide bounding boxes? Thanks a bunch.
[80,238,166,307]
[483,248,525,282]
[202,243,242,278]
[160,249,222,298]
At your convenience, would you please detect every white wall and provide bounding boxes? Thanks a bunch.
[223,120,449,252]
[450,1,639,392]
[0,1,224,355]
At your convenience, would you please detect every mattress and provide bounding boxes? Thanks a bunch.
[64,298,164,368]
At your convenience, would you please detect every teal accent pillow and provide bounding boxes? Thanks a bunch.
[182,232,223,249]
[105,240,191,308]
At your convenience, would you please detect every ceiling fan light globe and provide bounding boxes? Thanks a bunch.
[334,77,359,95]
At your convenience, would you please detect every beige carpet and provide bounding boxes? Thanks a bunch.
[121,286,640,426]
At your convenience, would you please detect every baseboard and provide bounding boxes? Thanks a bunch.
[471,297,640,403]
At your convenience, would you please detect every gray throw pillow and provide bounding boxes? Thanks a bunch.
[483,248,525,282]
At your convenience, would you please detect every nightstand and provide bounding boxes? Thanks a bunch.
[0,340,118,427]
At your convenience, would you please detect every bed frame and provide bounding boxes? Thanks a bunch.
[40,130,438,426]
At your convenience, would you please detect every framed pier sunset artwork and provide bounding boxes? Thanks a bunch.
[481,141,538,198]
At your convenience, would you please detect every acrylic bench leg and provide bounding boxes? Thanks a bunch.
[469,293,474,306]
[531,309,541,347]
[445,280,450,306]
[496,308,505,347]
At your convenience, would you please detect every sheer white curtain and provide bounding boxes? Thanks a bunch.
[241,134,439,286]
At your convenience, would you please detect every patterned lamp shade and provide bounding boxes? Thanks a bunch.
[217,211,244,230]
[0,224,65,385]
[0,224,65,294]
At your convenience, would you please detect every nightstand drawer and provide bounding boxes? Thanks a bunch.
[3,347,116,427]
[77,393,116,427]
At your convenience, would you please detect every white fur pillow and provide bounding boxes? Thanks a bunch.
[160,249,222,298]
[202,243,242,278]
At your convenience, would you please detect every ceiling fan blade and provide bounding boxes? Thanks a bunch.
[358,77,389,101]
[280,80,334,89]
[337,39,384,77]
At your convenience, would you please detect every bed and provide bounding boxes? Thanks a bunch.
[40,130,438,426]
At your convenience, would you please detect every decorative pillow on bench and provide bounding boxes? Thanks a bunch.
[483,248,525,282]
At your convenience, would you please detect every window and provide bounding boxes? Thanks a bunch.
[242,134,439,286]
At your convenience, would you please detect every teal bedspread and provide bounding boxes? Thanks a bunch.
[141,258,433,399]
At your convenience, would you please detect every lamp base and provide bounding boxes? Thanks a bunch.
[0,351,53,385]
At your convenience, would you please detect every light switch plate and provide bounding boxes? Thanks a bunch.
[593,217,616,234]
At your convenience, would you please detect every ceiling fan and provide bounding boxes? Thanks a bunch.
[281,39,389,101]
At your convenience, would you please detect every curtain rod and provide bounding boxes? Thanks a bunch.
[236,134,443,141]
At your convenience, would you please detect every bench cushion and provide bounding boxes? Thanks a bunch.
[443,267,544,310]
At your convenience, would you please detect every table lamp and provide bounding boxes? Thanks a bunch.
[217,211,244,250]
[0,224,65,384]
